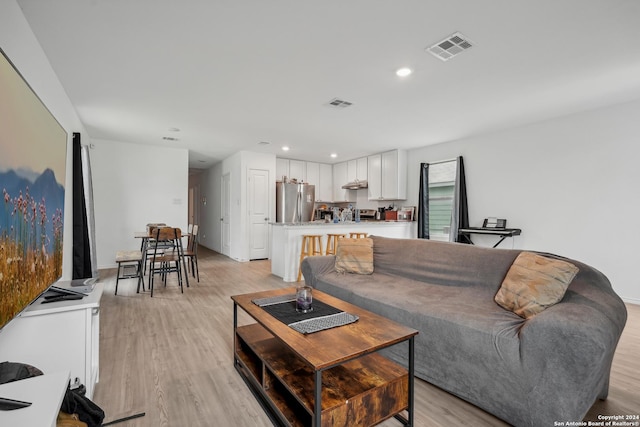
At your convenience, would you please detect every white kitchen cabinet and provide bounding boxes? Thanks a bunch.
[276,158,306,182]
[303,162,332,202]
[318,163,333,202]
[332,161,355,202]
[305,161,319,189]
[289,160,306,182]
[347,159,357,182]
[367,154,382,200]
[276,158,289,181]
[368,149,407,200]
[346,157,368,182]
[356,157,368,181]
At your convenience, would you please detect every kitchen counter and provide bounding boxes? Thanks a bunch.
[271,221,416,282]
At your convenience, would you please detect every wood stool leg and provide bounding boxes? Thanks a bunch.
[297,236,309,282]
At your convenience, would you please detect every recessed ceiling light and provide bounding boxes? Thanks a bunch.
[282,146,290,151]
[330,153,337,158]
[396,67,412,77]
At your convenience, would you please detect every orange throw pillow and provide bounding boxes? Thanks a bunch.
[495,252,578,319]
[335,238,374,274]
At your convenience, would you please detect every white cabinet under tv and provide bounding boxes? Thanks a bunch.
[0,282,102,399]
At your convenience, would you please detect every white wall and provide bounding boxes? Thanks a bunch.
[405,99,640,303]
[90,138,189,268]
[0,0,88,280]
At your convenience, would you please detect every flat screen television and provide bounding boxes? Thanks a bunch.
[0,47,67,333]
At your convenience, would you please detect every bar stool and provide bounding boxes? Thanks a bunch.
[349,232,369,239]
[297,234,323,281]
[325,233,346,256]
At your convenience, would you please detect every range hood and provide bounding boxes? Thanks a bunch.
[341,179,368,190]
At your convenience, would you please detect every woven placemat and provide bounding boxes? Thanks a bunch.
[288,312,359,334]
[260,299,342,326]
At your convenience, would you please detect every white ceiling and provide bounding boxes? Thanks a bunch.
[16,0,640,169]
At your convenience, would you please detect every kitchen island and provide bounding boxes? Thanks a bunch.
[271,221,416,282]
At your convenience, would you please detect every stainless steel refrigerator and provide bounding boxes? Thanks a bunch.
[276,182,315,223]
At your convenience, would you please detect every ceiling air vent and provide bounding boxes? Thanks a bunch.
[326,98,353,108]
[426,32,473,62]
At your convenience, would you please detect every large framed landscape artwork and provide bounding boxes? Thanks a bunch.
[0,48,67,329]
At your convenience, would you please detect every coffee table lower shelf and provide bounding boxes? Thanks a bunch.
[235,323,409,427]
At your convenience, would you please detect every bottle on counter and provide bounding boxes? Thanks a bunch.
[345,204,353,222]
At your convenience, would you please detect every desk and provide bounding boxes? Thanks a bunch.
[458,227,521,248]
[0,371,69,427]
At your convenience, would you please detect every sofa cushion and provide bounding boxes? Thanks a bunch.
[370,235,520,291]
[335,237,374,274]
[495,251,579,319]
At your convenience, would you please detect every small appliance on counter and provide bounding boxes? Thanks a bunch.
[315,206,333,221]
[396,207,414,222]
[358,209,377,221]
[384,206,415,221]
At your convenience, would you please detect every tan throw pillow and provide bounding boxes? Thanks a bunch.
[335,237,374,274]
[495,252,579,319]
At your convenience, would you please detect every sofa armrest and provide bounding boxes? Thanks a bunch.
[518,300,626,422]
[301,255,336,287]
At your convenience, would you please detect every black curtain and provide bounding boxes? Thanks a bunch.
[451,156,470,243]
[72,132,92,279]
[417,163,429,239]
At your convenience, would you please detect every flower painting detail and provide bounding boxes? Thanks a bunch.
[1,49,67,328]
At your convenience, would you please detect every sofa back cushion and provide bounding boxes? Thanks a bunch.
[370,235,520,290]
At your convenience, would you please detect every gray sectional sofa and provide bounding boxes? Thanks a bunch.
[301,235,627,427]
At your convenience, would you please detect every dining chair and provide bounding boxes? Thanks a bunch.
[142,225,174,275]
[147,227,188,296]
[183,224,200,282]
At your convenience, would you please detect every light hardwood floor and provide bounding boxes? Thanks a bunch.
[93,247,639,426]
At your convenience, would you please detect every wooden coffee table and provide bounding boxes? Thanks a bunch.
[232,287,418,427]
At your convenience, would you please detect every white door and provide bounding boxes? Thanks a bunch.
[248,168,270,260]
[222,172,231,256]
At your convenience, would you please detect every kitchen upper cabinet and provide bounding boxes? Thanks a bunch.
[347,158,368,182]
[367,154,382,200]
[289,160,305,182]
[276,158,306,182]
[318,163,333,202]
[332,161,355,202]
[300,162,333,202]
[347,159,357,182]
[356,157,368,181]
[306,162,319,188]
[276,158,289,181]
[368,150,407,200]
